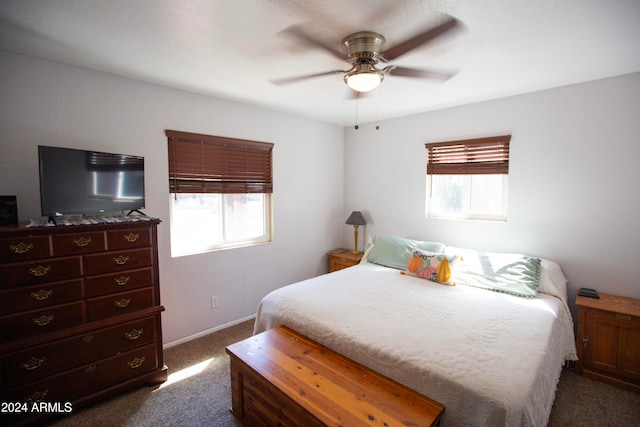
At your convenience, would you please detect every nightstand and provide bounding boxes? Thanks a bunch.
[575,292,640,392]
[327,249,363,272]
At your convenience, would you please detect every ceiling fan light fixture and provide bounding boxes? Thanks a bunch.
[345,69,383,92]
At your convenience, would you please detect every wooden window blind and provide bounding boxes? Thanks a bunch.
[166,130,273,194]
[425,135,511,175]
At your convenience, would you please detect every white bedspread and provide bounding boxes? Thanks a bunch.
[254,261,577,427]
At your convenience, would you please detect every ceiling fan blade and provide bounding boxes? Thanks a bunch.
[382,16,460,61]
[280,25,345,60]
[384,66,455,81]
[270,70,344,86]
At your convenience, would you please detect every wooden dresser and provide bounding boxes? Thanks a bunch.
[0,220,167,425]
[575,292,640,393]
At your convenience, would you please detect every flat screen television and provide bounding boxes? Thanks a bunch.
[38,145,145,219]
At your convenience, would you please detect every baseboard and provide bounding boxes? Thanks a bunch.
[163,314,256,349]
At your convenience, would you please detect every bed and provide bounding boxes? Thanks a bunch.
[253,236,578,426]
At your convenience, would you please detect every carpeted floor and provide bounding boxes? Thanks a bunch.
[49,319,639,427]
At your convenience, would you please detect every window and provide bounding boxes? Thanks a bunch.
[166,130,273,256]
[426,135,510,221]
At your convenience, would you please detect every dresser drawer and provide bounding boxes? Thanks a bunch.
[0,257,82,290]
[85,268,153,297]
[0,279,83,315]
[108,227,151,250]
[87,288,154,321]
[2,343,159,404]
[0,235,51,262]
[53,231,106,255]
[0,302,84,341]
[83,248,152,275]
[330,257,356,271]
[81,342,159,393]
[0,316,158,389]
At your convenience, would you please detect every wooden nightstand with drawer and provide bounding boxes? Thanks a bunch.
[575,292,640,393]
[328,249,364,272]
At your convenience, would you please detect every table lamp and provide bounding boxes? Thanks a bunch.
[345,211,366,254]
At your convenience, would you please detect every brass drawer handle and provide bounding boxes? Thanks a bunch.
[127,356,145,369]
[73,236,92,247]
[124,233,140,243]
[33,314,54,326]
[82,334,94,343]
[113,255,129,265]
[115,298,131,308]
[21,356,47,371]
[29,265,51,277]
[31,289,53,300]
[616,313,631,321]
[125,328,143,340]
[114,276,131,286]
[10,242,34,254]
[85,365,97,374]
[25,389,49,403]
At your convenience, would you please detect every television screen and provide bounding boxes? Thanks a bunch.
[38,145,145,217]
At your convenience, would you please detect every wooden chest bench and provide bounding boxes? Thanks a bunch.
[226,325,444,427]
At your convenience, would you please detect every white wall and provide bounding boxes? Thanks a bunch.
[0,51,345,344]
[3,49,638,341]
[344,72,640,311]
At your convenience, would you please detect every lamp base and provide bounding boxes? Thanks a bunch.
[352,225,360,254]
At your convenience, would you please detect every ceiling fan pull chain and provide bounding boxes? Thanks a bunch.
[354,93,359,130]
[375,88,380,130]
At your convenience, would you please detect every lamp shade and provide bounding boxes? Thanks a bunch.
[344,63,384,93]
[345,211,366,226]
[345,72,382,92]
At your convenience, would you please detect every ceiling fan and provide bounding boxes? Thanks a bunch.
[271,15,461,93]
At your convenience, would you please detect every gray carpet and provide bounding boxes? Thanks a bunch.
[50,319,639,427]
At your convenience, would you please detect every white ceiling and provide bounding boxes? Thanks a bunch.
[1,0,639,127]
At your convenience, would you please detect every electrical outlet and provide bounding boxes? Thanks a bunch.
[211,296,220,309]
